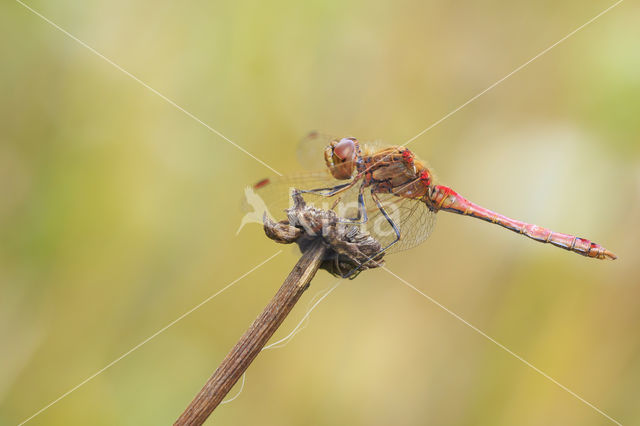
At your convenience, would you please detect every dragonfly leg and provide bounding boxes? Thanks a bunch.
[370,190,401,255]
[299,175,361,197]
[340,189,401,279]
[336,182,368,224]
[297,177,368,224]
[299,182,351,196]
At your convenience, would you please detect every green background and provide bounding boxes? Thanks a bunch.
[1,0,639,425]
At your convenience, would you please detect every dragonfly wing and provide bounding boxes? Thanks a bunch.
[244,170,345,222]
[362,193,437,254]
[243,171,436,254]
[296,131,339,170]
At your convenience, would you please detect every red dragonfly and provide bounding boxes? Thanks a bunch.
[250,133,616,269]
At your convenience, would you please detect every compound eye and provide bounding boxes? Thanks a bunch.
[333,138,355,161]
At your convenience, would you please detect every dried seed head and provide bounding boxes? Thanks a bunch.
[263,191,385,278]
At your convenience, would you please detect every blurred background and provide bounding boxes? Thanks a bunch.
[1,0,639,424]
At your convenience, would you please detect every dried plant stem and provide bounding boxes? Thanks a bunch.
[174,241,327,425]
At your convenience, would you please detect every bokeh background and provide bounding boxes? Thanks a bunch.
[1,0,639,425]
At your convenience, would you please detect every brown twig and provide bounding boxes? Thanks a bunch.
[175,192,384,425]
[174,241,327,425]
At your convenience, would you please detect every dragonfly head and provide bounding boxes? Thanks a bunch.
[325,137,358,180]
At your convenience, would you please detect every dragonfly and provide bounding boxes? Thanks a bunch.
[249,133,616,272]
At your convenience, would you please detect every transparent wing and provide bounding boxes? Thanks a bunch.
[247,170,343,221]
[366,193,437,254]
[244,172,437,255]
[296,131,337,170]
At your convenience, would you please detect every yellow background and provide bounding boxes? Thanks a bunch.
[1,0,639,425]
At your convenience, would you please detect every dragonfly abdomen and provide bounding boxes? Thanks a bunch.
[427,185,617,260]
